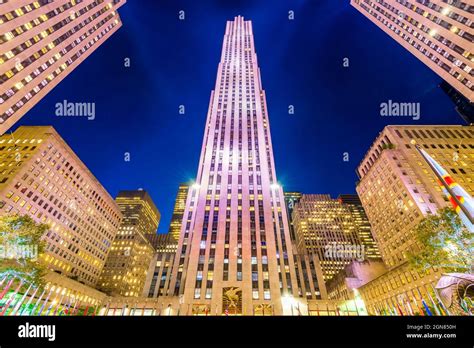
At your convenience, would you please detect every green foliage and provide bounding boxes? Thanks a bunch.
[408,207,473,273]
[0,214,48,288]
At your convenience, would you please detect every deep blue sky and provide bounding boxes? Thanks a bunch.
[11,0,463,233]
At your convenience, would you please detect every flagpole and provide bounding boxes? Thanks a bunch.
[73,300,81,316]
[11,283,33,316]
[53,294,65,316]
[19,286,39,316]
[416,287,432,316]
[37,289,53,316]
[0,277,15,300]
[45,295,58,316]
[414,144,474,224]
[64,295,73,315]
[30,289,46,316]
[0,275,9,288]
[131,301,137,316]
[0,280,24,316]
[429,283,451,316]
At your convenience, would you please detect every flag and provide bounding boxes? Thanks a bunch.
[421,298,433,316]
[396,303,404,316]
[430,284,451,316]
[416,146,474,231]
[64,296,73,315]
[426,290,441,316]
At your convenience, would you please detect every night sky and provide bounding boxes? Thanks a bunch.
[10,0,464,233]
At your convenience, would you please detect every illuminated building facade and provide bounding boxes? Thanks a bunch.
[168,16,299,316]
[0,0,126,133]
[351,0,473,102]
[143,233,177,298]
[0,126,122,286]
[355,125,474,314]
[99,190,159,297]
[338,194,381,260]
[284,192,325,301]
[292,194,375,282]
[168,183,189,241]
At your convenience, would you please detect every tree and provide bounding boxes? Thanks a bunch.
[408,207,473,274]
[0,215,48,288]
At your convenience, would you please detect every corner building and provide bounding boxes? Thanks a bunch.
[351,0,473,102]
[355,125,474,314]
[98,190,159,297]
[0,0,126,133]
[169,16,298,316]
[0,126,122,287]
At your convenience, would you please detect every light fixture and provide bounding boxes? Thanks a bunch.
[270,183,280,190]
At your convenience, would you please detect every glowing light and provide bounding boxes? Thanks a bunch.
[441,7,450,16]
[270,183,280,190]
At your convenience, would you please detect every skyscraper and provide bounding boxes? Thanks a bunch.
[168,183,189,241]
[283,191,302,241]
[143,233,178,298]
[355,125,474,314]
[351,0,473,102]
[99,190,159,297]
[439,81,474,124]
[0,0,126,133]
[338,194,381,260]
[284,192,325,301]
[292,194,373,281]
[0,126,122,287]
[168,16,298,315]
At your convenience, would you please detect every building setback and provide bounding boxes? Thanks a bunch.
[351,0,473,102]
[355,125,474,314]
[168,16,299,316]
[0,126,122,287]
[99,190,159,297]
[0,0,126,133]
